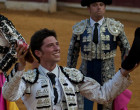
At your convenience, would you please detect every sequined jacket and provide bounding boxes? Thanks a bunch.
[67,18,130,83]
[2,65,131,110]
[0,32,10,61]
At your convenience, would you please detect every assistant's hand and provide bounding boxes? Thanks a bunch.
[16,41,28,71]
[121,63,139,77]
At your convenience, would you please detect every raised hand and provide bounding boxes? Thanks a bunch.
[16,41,28,71]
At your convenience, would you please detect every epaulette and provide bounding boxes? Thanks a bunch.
[106,18,124,36]
[60,66,84,84]
[72,19,87,35]
[22,68,39,84]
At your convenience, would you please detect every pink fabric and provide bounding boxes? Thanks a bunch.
[114,89,132,110]
[0,73,7,110]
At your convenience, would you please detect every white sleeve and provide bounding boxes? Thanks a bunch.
[79,70,132,104]
[2,70,26,101]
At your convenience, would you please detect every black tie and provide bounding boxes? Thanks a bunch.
[47,72,58,105]
[93,23,99,44]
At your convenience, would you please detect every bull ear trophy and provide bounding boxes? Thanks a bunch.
[0,15,34,74]
[121,27,140,70]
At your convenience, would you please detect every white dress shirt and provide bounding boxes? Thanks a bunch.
[38,65,63,110]
[90,17,104,43]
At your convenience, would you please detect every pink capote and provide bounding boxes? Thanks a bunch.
[0,73,7,110]
[114,89,132,110]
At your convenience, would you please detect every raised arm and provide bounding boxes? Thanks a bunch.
[2,41,28,101]
[2,64,26,101]
[79,68,132,104]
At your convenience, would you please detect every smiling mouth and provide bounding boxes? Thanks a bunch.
[97,11,102,13]
[54,53,60,55]
[53,52,60,56]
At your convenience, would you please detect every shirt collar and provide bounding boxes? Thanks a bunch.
[39,64,59,77]
[90,17,104,27]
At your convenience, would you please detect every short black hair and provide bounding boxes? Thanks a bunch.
[30,28,57,62]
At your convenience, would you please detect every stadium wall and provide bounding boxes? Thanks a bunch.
[57,0,140,13]
[5,0,56,12]
[1,0,140,13]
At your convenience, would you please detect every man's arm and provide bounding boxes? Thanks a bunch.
[67,34,81,68]
[117,29,130,61]
[2,68,26,101]
[79,68,133,104]
[2,41,28,101]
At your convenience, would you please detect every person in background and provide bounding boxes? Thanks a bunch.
[0,15,19,110]
[67,0,130,110]
[2,28,140,110]
[0,14,33,110]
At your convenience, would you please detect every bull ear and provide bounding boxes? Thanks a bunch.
[121,27,140,70]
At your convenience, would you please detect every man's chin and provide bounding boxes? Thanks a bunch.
[55,58,60,62]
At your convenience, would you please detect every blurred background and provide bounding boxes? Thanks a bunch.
[0,0,140,110]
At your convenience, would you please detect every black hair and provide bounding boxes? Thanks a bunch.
[30,28,57,62]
